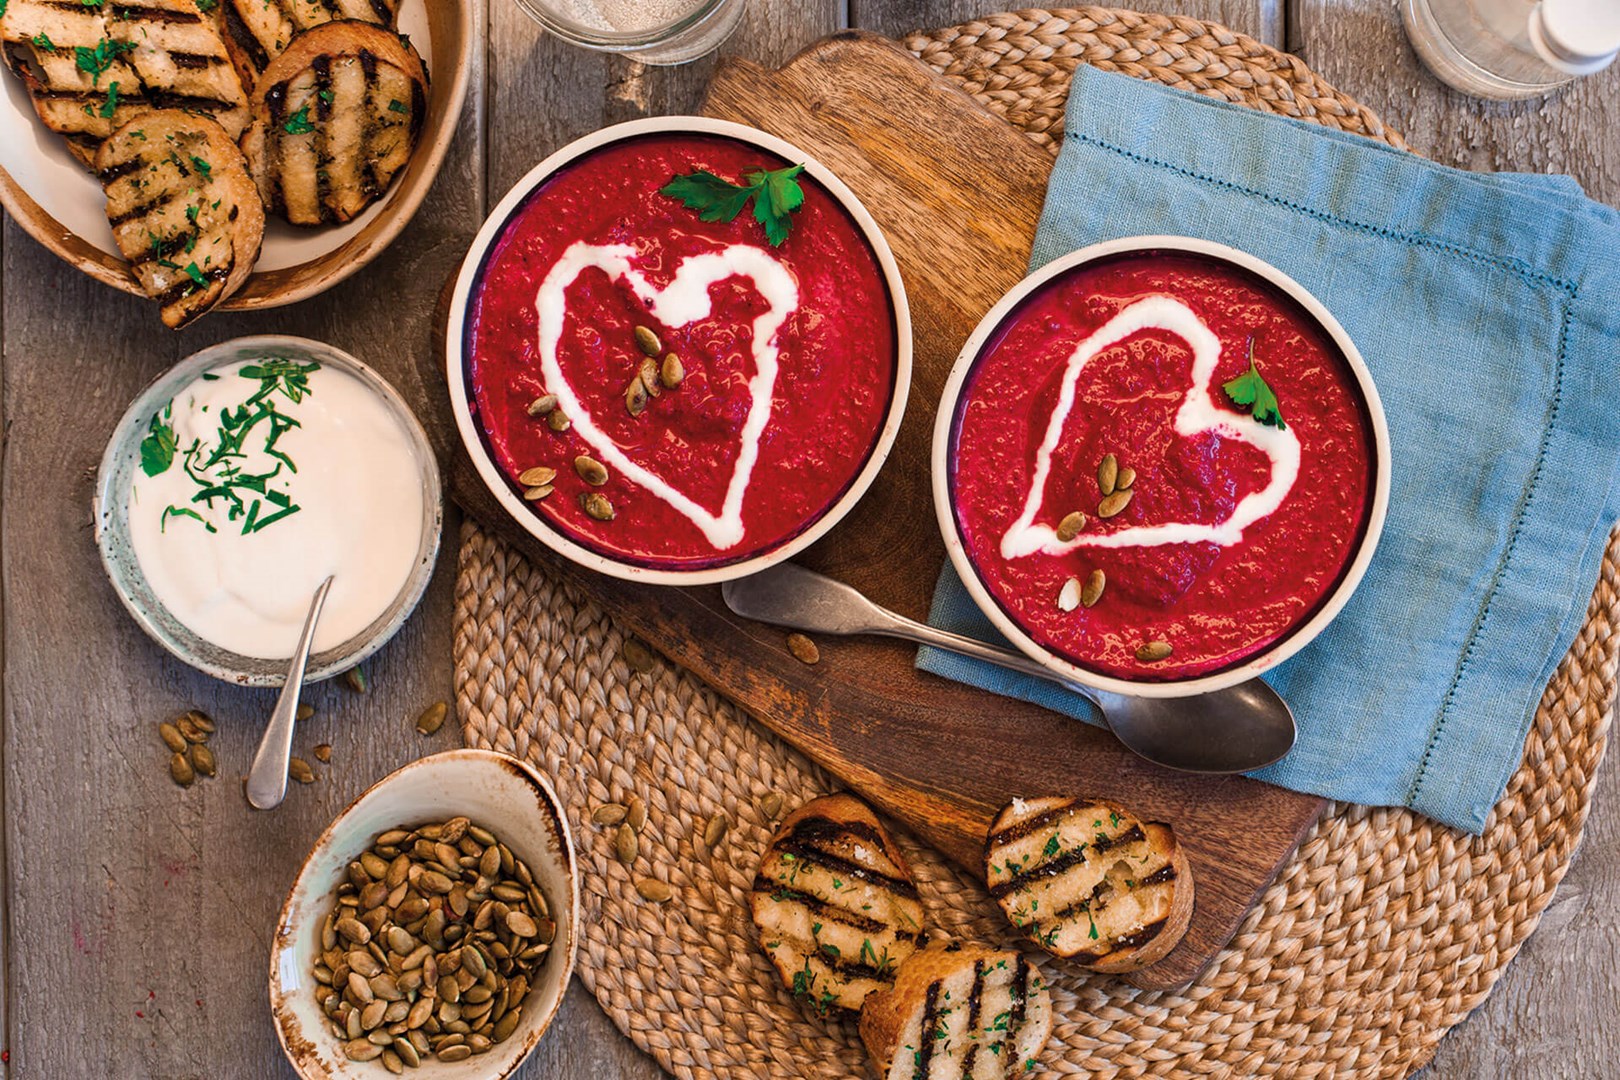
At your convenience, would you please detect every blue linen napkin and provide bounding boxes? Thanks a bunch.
[919,66,1620,834]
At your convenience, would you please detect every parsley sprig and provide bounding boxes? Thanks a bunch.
[1222,336,1286,430]
[659,163,806,247]
[75,36,136,87]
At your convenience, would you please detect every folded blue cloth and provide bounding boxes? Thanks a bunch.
[919,67,1620,834]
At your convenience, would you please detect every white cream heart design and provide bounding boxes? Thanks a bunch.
[535,241,800,550]
[1000,295,1302,560]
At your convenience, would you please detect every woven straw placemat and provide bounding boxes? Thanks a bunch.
[453,10,1618,1077]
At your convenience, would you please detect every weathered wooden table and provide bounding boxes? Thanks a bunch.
[2,1,1615,1076]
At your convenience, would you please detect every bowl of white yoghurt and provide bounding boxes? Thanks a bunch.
[95,336,442,685]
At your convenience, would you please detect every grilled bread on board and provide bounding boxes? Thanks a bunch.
[858,944,1054,1080]
[239,20,426,226]
[984,796,1193,973]
[96,111,264,328]
[1,0,250,168]
[224,0,400,75]
[750,794,926,1016]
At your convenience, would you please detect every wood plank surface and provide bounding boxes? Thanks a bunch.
[0,0,1614,1076]
[1287,6,1620,1077]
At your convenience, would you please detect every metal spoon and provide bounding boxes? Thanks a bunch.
[721,562,1296,774]
[246,575,334,810]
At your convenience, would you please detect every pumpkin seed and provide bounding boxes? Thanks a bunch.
[506,911,538,937]
[394,1038,421,1067]
[615,823,637,865]
[416,701,448,736]
[635,878,674,903]
[289,757,316,784]
[343,666,368,694]
[626,794,648,832]
[660,353,684,389]
[381,1048,404,1075]
[593,803,628,827]
[621,638,655,672]
[1116,465,1136,490]
[296,704,315,722]
[1081,569,1106,608]
[518,466,557,487]
[625,377,649,417]
[1098,489,1134,519]
[574,455,609,486]
[190,743,217,777]
[786,633,819,665]
[523,483,554,501]
[1057,577,1082,612]
[336,917,371,944]
[633,325,662,357]
[759,792,784,819]
[1136,640,1174,662]
[1055,511,1087,542]
[169,751,195,787]
[703,813,728,849]
[345,1039,385,1062]
[437,1045,473,1063]
[176,714,207,743]
[492,1011,519,1043]
[314,743,333,763]
[158,722,188,753]
[546,409,571,433]
[185,709,216,734]
[639,357,661,396]
[582,493,615,521]
[1098,453,1118,496]
[526,394,557,417]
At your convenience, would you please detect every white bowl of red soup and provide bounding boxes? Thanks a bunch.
[934,236,1390,698]
[446,117,911,583]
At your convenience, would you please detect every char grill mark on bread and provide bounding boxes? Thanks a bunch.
[0,0,249,165]
[984,797,1194,972]
[224,0,399,73]
[239,20,425,226]
[96,109,264,328]
[749,794,925,1016]
[857,944,1054,1080]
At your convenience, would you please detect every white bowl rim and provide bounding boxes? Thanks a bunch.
[444,114,913,586]
[930,234,1393,699]
[92,334,444,686]
[268,747,581,1079]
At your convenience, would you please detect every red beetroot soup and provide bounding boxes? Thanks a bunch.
[949,250,1376,682]
[463,132,899,570]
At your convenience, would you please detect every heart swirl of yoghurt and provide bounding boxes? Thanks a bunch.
[1000,295,1302,560]
[536,241,800,550]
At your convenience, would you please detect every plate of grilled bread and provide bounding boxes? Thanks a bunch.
[0,0,469,327]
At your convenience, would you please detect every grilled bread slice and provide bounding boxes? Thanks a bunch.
[224,0,399,75]
[97,111,264,328]
[984,797,1193,973]
[1,0,249,167]
[239,20,426,226]
[750,794,926,1016]
[859,944,1053,1080]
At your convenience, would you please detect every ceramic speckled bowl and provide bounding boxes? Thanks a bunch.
[270,750,580,1079]
[92,335,443,686]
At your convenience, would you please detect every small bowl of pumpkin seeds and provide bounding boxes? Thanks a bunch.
[270,749,579,1078]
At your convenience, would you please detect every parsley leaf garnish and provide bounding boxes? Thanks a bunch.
[98,80,120,118]
[139,408,177,476]
[282,105,314,135]
[195,0,217,10]
[659,163,807,247]
[189,154,212,179]
[31,32,55,52]
[387,98,406,114]
[75,37,136,87]
[1222,336,1287,430]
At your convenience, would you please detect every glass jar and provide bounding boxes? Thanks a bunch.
[511,0,747,66]
[1402,0,1620,99]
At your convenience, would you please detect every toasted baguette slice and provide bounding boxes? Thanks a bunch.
[859,944,1053,1080]
[96,111,264,328]
[984,796,1193,972]
[239,21,426,226]
[750,794,926,1016]
[1,0,249,167]
[223,0,399,75]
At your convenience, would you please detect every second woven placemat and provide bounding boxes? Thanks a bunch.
[453,9,1617,1078]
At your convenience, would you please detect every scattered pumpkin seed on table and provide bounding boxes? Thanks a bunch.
[190,743,217,777]
[170,751,195,787]
[703,813,728,849]
[759,792,784,820]
[626,795,648,832]
[314,743,333,763]
[289,757,317,784]
[158,721,188,753]
[615,823,638,865]
[786,633,820,665]
[343,666,368,694]
[636,878,674,903]
[621,638,656,672]
[593,803,628,827]
[296,703,316,722]
[416,701,448,736]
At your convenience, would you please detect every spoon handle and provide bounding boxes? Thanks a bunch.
[246,576,334,811]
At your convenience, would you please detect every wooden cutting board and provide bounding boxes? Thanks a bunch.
[432,31,1326,992]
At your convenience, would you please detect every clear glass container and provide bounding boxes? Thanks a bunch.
[512,0,746,65]
[1402,0,1620,99]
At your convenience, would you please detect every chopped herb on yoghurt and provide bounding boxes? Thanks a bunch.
[140,406,177,476]
[1222,336,1287,430]
[659,162,806,247]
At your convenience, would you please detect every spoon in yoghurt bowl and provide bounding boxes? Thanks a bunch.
[246,576,334,810]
